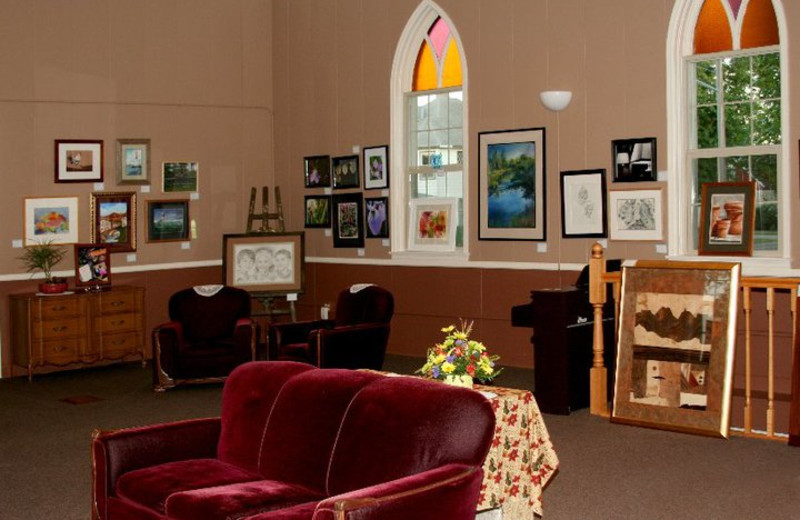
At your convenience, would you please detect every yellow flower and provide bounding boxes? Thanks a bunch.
[453,331,468,340]
[441,362,456,373]
[441,325,455,333]
[434,354,446,364]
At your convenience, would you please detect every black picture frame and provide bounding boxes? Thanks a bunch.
[304,155,331,188]
[332,193,364,248]
[332,155,360,189]
[304,195,331,228]
[363,145,389,190]
[612,137,657,182]
[365,196,389,238]
[146,199,190,242]
[559,169,608,238]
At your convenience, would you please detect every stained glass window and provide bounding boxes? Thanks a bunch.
[694,0,778,53]
[412,17,462,92]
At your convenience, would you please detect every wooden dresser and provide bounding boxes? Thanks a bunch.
[10,285,146,381]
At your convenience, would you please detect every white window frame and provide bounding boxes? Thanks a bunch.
[390,0,469,263]
[666,0,791,275]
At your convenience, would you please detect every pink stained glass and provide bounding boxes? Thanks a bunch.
[727,0,743,18]
[428,17,450,60]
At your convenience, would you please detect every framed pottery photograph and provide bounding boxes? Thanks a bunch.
[478,128,546,241]
[560,169,607,238]
[222,232,305,295]
[609,188,664,241]
[698,182,756,256]
[612,260,741,438]
[304,155,331,188]
[408,197,458,252]
[90,192,137,253]
[612,137,657,182]
[117,139,151,185]
[146,199,190,242]
[332,155,360,189]
[23,196,80,245]
[365,196,389,238]
[162,161,198,192]
[363,145,389,190]
[73,243,111,290]
[331,193,364,248]
[55,140,103,182]
[304,195,331,228]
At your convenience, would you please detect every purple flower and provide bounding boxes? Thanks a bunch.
[446,355,455,363]
[432,366,440,378]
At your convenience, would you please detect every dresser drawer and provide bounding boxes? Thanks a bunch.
[94,291,139,315]
[31,298,81,320]
[37,337,85,365]
[97,331,142,358]
[94,312,138,333]
[31,317,86,341]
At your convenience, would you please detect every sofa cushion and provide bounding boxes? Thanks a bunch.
[115,458,262,515]
[165,480,324,520]
[258,369,383,492]
[239,501,319,520]
[326,377,495,496]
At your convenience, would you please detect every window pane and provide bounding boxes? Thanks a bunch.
[722,56,749,102]
[695,61,717,105]
[752,154,777,198]
[696,157,718,189]
[723,155,749,181]
[697,106,718,148]
[448,92,463,127]
[752,53,780,99]
[752,99,780,145]
[754,202,778,251]
[448,129,463,166]
[429,93,448,130]
[724,103,751,147]
[416,95,430,130]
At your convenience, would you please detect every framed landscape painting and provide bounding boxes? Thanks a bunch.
[222,232,305,295]
[90,191,137,253]
[609,188,664,241]
[408,197,457,252]
[479,128,546,241]
[117,139,151,185]
[55,140,104,183]
[612,260,741,438]
[147,200,189,242]
[332,193,364,248]
[24,196,80,245]
[162,162,198,192]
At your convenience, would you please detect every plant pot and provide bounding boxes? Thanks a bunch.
[443,374,474,388]
[39,281,69,294]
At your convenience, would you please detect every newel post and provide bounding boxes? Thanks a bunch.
[589,243,610,417]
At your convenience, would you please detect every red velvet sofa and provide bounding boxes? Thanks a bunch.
[92,361,496,520]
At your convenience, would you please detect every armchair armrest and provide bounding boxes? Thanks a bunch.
[92,417,221,520]
[267,319,335,359]
[311,464,483,520]
[314,323,390,370]
[233,318,258,360]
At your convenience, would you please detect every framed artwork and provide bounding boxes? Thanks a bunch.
[365,196,389,238]
[609,188,664,241]
[612,137,657,182]
[332,193,364,248]
[117,139,151,185]
[363,145,389,190]
[332,155,360,189]
[408,197,458,252]
[162,161,198,192]
[222,232,305,295]
[90,192,137,253]
[698,182,756,256]
[55,140,103,182]
[478,128,546,241]
[74,243,111,289]
[304,195,331,228]
[304,155,331,188]
[612,260,741,438]
[560,169,607,238]
[23,196,80,245]
[146,199,190,242]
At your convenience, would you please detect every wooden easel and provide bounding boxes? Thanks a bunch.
[247,186,285,233]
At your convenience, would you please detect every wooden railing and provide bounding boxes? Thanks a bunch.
[588,243,800,442]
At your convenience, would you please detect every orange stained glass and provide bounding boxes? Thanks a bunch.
[440,38,462,88]
[741,0,779,49]
[694,0,733,53]
[412,41,437,91]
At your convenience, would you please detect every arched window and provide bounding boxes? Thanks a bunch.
[667,0,788,268]
[391,2,467,257]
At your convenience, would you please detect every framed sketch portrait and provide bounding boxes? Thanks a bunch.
[223,232,305,295]
[609,188,664,241]
[559,169,607,238]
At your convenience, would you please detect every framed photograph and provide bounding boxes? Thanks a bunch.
[162,161,198,192]
[90,192,137,253]
[332,193,364,248]
[478,128,546,241]
[560,169,607,238]
[222,232,305,295]
[365,196,389,238]
[612,137,657,182]
[363,145,389,190]
[609,188,664,241]
[408,197,458,252]
[55,140,103,182]
[147,199,190,242]
[698,182,756,256]
[117,139,151,185]
[332,155,360,189]
[612,260,741,438]
[304,155,331,188]
[23,196,80,245]
[74,243,111,289]
[304,195,331,228]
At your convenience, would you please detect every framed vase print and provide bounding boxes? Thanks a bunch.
[698,182,756,256]
[55,140,103,182]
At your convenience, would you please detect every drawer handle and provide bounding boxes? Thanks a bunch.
[52,326,67,332]
[110,301,125,307]
[111,320,126,326]
[111,339,126,345]
[52,345,68,353]
[51,305,66,311]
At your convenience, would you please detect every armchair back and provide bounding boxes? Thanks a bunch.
[334,285,394,326]
[169,286,252,341]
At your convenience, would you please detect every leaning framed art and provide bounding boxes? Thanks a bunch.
[611,260,741,438]
[90,191,137,253]
[222,232,305,295]
[698,181,756,256]
[559,169,607,238]
[478,127,546,241]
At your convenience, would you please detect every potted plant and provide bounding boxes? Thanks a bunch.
[18,239,69,294]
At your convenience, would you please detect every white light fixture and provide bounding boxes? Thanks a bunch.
[539,90,572,112]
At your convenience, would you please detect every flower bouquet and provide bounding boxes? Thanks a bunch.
[416,320,501,387]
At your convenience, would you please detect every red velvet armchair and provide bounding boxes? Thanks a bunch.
[152,285,257,391]
[267,284,393,370]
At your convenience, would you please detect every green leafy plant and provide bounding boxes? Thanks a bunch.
[18,239,67,283]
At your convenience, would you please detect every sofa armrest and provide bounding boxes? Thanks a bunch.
[92,417,221,520]
[311,464,483,520]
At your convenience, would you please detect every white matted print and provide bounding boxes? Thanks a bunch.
[609,188,663,241]
[560,169,607,238]
[24,196,80,245]
[55,140,103,182]
[408,197,458,252]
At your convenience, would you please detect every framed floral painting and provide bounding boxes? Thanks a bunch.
[363,145,389,190]
[24,196,80,245]
[408,197,458,252]
[365,196,389,238]
[332,193,364,248]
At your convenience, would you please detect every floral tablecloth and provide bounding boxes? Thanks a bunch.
[475,384,559,518]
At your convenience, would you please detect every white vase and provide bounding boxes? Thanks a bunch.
[443,374,473,388]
